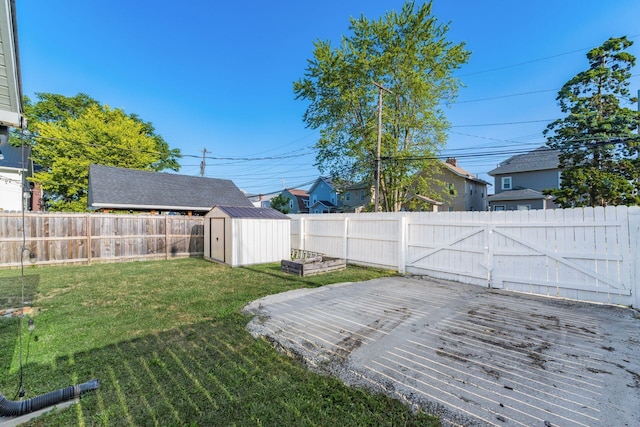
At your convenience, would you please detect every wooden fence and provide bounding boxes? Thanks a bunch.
[0,212,204,268]
[290,206,640,308]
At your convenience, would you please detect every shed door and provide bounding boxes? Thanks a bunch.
[210,218,225,262]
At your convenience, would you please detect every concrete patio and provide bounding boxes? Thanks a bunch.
[244,276,640,427]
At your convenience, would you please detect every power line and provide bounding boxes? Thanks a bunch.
[456,34,640,78]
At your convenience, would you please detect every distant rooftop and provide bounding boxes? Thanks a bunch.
[489,147,560,176]
[88,164,253,212]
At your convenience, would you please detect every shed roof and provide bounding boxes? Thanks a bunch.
[87,164,253,211]
[488,147,560,175]
[212,206,290,219]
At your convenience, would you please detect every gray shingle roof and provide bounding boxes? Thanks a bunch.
[87,164,253,211]
[488,147,560,175]
[487,188,552,202]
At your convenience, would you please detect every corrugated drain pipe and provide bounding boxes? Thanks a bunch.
[0,379,99,417]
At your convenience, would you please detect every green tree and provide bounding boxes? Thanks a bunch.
[294,1,469,211]
[20,93,181,211]
[545,37,640,207]
[269,194,291,214]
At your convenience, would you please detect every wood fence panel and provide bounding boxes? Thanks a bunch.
[0,213,204,267]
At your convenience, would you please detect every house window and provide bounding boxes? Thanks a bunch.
[558,171,562,187]
[289,199,294,209]
[312,195,317,204]
[501,176,512,190]
[448,207,454,212]
[303,199,309,207]
[345,191,351,202]
[517,204,531,211]
[481,189,484,198]
[330,193,336,204]
[449,183,455,195]
[493,205,506,211]
[470,184,474,196]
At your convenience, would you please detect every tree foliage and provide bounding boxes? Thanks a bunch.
[21,93,181,211]
[545,37,640,207]
[294,1,469,211]
[269,194,291,214]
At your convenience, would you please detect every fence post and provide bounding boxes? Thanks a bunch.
[299,217,305,251]
[165,216,170,260]
[629,206,640,309]
[343,217,349,261]
[86,214,92,265]
[398,215,406,274]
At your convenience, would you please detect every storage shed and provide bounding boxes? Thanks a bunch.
[204,206,291,267]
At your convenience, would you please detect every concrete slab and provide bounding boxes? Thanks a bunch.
[244,276,640,427]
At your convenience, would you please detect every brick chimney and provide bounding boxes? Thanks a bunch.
[446,157,458,167]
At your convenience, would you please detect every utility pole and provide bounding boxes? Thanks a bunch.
[373,82,393,212]
[200,148,209,177]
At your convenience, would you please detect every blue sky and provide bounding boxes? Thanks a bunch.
[16,0,640,196]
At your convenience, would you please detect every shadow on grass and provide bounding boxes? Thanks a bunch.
[0,274,39,310]
[241,264,323,289]
[6,314,437,427]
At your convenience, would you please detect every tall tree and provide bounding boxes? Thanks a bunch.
[545,37,640,207]
[294,1,469,211]
[21,93,181,211]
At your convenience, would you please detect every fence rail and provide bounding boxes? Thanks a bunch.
[0,212,204,268]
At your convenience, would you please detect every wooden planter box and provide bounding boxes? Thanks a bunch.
[281,256,346,276]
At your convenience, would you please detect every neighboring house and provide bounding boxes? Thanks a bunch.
[0,0,24,130]
[340,182,371,213]
[247,193,274,208]
[87,164,253,215]
[308,176,340,214]
[415,158,490,212]
[0,136,29,211]
[0,0,33,212]
[280,188,309,214]
[487,146,561,211]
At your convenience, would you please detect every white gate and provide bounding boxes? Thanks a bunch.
[405,207,636,306]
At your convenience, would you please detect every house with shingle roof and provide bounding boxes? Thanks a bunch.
[280,188,309,214]
[439,158,491,211]
[487,146,561,210]
[308,176,340,214]
[87,164,253,215]
[410,158,491,212]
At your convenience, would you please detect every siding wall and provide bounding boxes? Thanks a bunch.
[494,169,560,194]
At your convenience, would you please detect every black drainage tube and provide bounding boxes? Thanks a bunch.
[0,379,99,417]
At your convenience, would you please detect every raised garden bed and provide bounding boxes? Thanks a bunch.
[281,256,346,276]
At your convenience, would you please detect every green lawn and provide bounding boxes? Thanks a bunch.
[0,258,438,426]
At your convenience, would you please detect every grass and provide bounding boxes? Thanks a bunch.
[0,259,439,426]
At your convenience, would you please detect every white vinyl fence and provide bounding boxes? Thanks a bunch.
[289,206,640,308]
